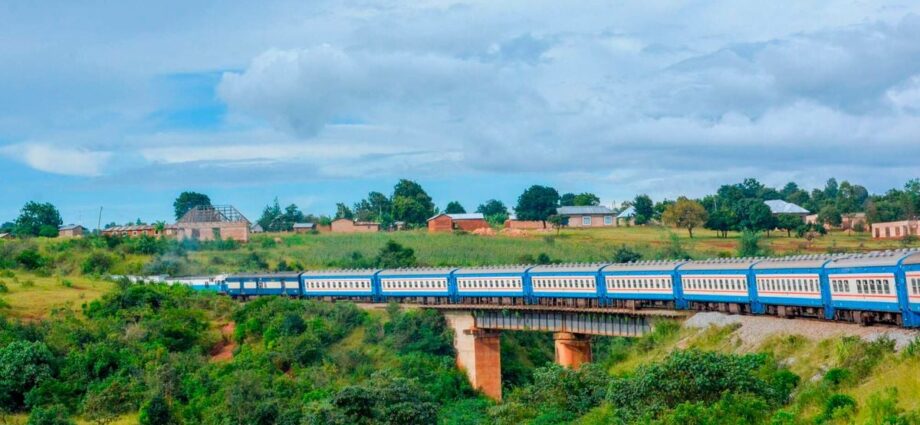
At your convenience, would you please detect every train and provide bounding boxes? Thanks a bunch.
[165,249,920,328]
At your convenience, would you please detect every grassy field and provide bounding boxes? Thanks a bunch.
[188,225,918,273]
[0,271,112,319]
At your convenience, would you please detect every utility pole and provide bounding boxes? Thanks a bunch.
[97,206,103,232]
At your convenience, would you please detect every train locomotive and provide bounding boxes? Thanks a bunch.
[167,249,920,328]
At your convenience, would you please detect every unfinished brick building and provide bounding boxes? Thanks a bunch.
[176,205,251,242]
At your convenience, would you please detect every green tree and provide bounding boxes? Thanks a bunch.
[547,214,568,234]
[257,198,284,231]
[477,199,509,226]
[775,215,803,237]
[705,207,734,238]
[560,193,576,207]
[27,404,74,425]
[375,240,416,268]
[139,393,177,425]
[172,191,211,220]
[335,203,354,220]
[0,340,54,410]
[444,201,466,214]
[818,205,842,228]
[391,179,436,225]
[661,197,708,238]
[515,185,560,226]
[738,230,763,257]
[573,193,601,206]
[13,202,62,237]
[633,195,654,225]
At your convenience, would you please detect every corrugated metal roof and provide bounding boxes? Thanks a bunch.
[427,213,485,221]
[753,254,847,269]
[529,263,608,273]
[826,249,920,268]
[680,257,763,270]
[302,269,380,277]
[557,206,614,215]
[378,267,456,276]
[59,224,84,230]
[454,265,532,274]
[616,206,636,218]
[764,200,809,214]
[603,260,685,272]
[293,223,316,228]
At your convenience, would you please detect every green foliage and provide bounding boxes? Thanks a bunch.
[391,179,436,226]
[0,340,55,410]
[662,197,708,238]
[14,202,63,238]
[139,393,177,425]
[515,185,560,222]
[16,249,46,270]
[606,350,797,421]
[494,363,609,424]
[375,240,416,268]
[444,201,467,214]
[172,191,211,221]
[27,404,74,425]
[611,245,642,263]
[738,230,764,257]
[81,252,114,275]
[634,195,654,225]
[384,308,453,356]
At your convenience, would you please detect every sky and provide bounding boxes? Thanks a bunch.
[2,1,920,227]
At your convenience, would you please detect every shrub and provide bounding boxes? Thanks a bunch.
[27,404,74,425]
[16,249,45,270]
[81,252,114,275]
[738,230,763,257]
[0,281,7,293]
[375,240,416,268]
[611,245,642,263]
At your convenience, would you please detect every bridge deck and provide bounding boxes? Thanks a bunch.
[422,304,689,317]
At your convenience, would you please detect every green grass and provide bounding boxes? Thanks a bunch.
[0,271,111,319]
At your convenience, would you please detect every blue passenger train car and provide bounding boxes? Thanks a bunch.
[752,255,835,319]
[224,273,302,298]
[301,269,378,301]
[527,264,606,307]
[377,267,454,303]
[453,265,531,305]
[679,258,761,314]
[165,275,226,292]
[601,260,685,309]
[824,251,920,326]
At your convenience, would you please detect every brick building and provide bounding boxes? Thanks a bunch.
[176,205,251,242]
[331,218,380,233]
[871,220,919,239]
[428,213,490,233]
[58,224,86,238]
[293,223,317,233]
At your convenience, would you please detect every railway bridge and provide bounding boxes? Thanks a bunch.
[424,305,686,401]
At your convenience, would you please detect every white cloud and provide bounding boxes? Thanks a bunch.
[1,143,112,176]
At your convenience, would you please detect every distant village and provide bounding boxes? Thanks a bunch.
[3,177,920,243]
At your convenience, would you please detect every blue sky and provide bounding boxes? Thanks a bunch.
[2,1,920,226]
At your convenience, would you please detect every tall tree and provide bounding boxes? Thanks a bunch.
[776,214,804,237]
[560,193,576,207]
[476,199,508,217]
[633,195,654,225]
[257,198,284,231]
[817,205,842,227]
[514,185,560,225]
[391,180,436,225]
[335,203,354,220]
[173,192,211,220]
[444,201,466,214]
[573,193,600,206]
[14,201,62,237]
[662,197,708,238]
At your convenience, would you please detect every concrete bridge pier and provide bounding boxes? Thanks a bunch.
[444,311,503,401]
[554,332,592,369]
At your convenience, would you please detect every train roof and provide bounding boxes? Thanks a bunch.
[901,250,920,265]
[377,267,455,276]
[227,272,302,279]
[753,254,846,270]
[301,269,380,277]
[528,263,608,273]
[454,265,532,274]
[826,249,920,269]
[602,260,686,272]
[679,257,763,271]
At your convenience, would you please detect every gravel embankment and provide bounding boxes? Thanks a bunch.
[683,312,920,351]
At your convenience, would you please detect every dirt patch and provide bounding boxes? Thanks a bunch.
[472,228,497,236]
[210,322,237,362]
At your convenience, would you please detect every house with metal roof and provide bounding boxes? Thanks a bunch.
[557,205,616,228]
[58,224,87,238]
[292,223,316,233]
[427,213,490,233]
[764,200,809,216]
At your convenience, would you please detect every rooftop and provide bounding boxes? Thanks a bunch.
[764,199,809,215]
[178,205,249,224]
[557,205,614,215]
[616,206,636,218]
[59,224,84,230]
[428,213,485,221]
[293,223,316,229]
